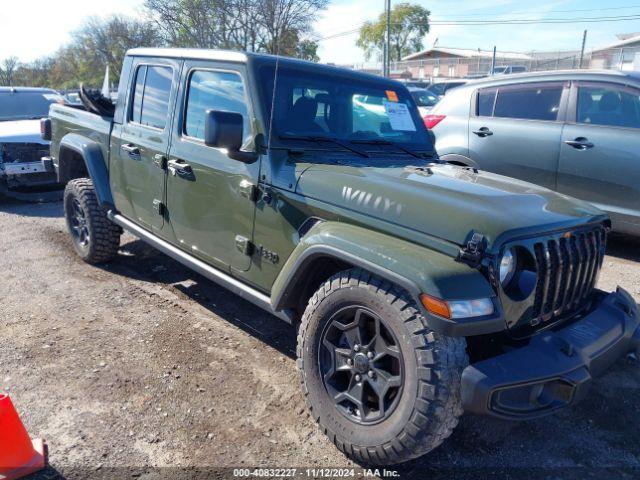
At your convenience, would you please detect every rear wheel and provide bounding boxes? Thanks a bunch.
[297,268,468,465]
[64,178,121,264]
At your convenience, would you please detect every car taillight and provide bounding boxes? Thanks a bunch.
[423,114,446,129]
[40,118,52,141]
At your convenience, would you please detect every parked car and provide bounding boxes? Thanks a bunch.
[45,49,639,465]
[407,86,440,117]
[492,65,528,75]
[0,87,63,189]
[426,79,468,98]
[399,79,430,89]
[429,70,640,236]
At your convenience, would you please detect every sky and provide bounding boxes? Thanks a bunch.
[1,0,639,64]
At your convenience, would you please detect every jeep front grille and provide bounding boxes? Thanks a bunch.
[531,227,606,323]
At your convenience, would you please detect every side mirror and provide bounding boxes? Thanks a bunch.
[204,110,257,163]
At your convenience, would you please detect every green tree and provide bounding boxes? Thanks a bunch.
[144,0,327,59]
[69,15,163,88]
[9,15,161,89]
[0,56,20,86]
[296,39,320,62]
[356,2,430,62]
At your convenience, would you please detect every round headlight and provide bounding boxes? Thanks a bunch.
[499,248,517,286]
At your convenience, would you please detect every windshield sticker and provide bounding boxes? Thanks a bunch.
[383,102,417,131]
[385,90,399,102]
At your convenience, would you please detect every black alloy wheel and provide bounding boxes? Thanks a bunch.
[69,197,90,248]
[319,306,403,424]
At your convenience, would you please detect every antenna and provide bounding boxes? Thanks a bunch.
[266,36,282,151]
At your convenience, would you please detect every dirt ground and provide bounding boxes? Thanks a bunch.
[1,193,639,480]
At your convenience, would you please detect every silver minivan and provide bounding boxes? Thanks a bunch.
[429,70,640,236]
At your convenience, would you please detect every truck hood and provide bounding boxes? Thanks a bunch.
[295,162,605,248]
[0,120,47,144]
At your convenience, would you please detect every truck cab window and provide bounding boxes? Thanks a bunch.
[184,70,250,143]
[130,65,172,130]
[260,65,430,148]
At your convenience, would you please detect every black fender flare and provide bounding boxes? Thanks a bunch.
[59,133,114,209]
[270,222,503,337]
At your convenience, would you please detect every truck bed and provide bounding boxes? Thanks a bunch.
[48,104,113,173]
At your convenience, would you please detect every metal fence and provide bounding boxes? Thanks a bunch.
[349,46,640,81]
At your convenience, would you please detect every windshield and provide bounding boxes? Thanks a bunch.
[411,90,439,107]
[259,65,433,150]
[0,91,63,121]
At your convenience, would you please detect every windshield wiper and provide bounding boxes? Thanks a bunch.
[349,139,431,160]
[279,134,370,158]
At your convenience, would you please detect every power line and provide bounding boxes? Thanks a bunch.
[311,13,640,42]
[432,4,640,18]
[428,13,640,25]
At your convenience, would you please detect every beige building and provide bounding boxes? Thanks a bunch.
[398,47,532,79]
[590,33,640,70]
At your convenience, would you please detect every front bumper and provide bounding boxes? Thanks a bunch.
[461,287,640,420]
[0,157,57,187]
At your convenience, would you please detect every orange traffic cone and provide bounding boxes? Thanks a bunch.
[0,394,46,480]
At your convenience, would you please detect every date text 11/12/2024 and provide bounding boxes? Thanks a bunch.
[232,468,400,477]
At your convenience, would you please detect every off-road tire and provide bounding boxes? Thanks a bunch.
[297,268,468,465]
[63,178,121,264]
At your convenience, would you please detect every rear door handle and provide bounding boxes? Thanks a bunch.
[564,137,594,150]
[121,144,141,158]
[472,127,493,137]
[167,159,193,179]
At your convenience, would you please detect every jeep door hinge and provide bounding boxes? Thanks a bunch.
[235,235,254,256]
[239,179,258,202]
[152,199,165,216]
[153,154,167,170]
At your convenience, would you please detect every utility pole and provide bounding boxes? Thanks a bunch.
[578,30,587,69]
[490,46,497,75]
[383,0,391,77]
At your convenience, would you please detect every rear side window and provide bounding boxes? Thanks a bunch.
[493,84,563,121]
[184,70,250,142]
[428,84,446,96]
[444,82,465,92]
[129,65,173,129]
[577,85,640,129]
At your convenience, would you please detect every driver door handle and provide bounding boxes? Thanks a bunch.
[121,143,141,158]
[564,137,594,150]
[167,159,193,179]
[472,127,493,137]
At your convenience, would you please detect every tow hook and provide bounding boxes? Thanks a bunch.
[457,232,486,268]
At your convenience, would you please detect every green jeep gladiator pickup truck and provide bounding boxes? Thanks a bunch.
[44,48,640,465]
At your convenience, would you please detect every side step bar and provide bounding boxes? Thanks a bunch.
[107,211,294,324]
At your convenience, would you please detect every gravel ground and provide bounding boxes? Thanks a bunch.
[1,194,639,480]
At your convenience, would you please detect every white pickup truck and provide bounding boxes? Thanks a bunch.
[0,87,62,189]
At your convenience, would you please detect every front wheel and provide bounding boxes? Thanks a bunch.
[64,178,121,264]
[297,269,468,465]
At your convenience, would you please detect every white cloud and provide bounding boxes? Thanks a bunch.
[312,0,637,64]
[0,0,144,62]
[3,0,636,65]
[314,0,381,65]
